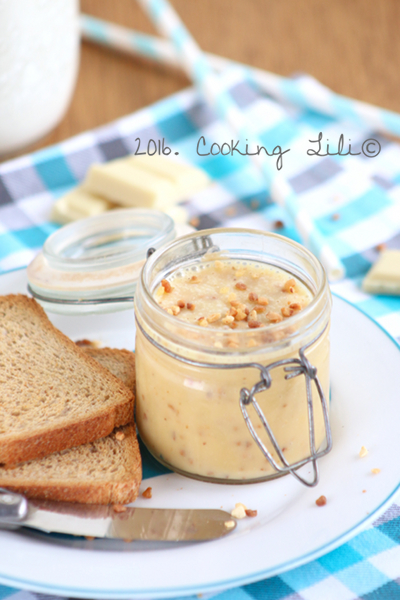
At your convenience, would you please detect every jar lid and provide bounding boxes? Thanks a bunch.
[27,208,191,315]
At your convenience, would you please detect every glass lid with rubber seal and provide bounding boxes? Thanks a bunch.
[27,208,190,315]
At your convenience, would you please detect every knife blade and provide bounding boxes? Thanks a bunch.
[0,489,237,541]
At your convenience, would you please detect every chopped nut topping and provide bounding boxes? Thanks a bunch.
[289,303,302,311]
[267,312,283,323]
[231,503,247,519]
[371,468,381,474]
[208,313,221,323]
[252,305,265,313]
[115,431,125,441]
[249,309,257,321]
[85,536,95,541]
[142,487,153,498]
[161,279,173,293]
[245,509,258,517]
[315,495,327,507]
[274,220,284,229]
[376,243,386,252]
[113,504,127,513]
[359,446,368,458]
[258,297,269,306]
[156,258,311,334]
[222,315,235,325]
[331,213,340,221]
[235,309,247,321]
[283,279,296,293]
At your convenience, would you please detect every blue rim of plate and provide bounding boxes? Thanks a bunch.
[0,289,399,599]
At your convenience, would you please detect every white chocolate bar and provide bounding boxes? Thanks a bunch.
[129,155,210,198]
[362,250,400,295]
[51,188,114,225]
[83,161,178,209]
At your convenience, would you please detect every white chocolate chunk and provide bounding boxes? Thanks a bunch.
[67,188,114,214]
[51,189,113,224]
[128,155,210,198]
[362,250,400,295]
[83,161,178,209]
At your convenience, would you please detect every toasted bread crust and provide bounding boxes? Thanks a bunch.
[0,426,142,504]
[0,295,135,467]
[0,401,134,466]
[1,472,141,504]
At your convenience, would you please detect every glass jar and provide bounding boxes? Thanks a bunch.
[134,229,332,485]
[27,209,188,315]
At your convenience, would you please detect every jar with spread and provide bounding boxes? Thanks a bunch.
[134,229,332,485]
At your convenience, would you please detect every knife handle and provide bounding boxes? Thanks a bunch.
[0,488,28,524]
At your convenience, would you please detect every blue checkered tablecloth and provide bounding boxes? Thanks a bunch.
[1,75,400,599]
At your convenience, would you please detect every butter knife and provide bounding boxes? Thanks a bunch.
[0,489,236,541]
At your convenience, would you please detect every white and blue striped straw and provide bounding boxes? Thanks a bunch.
[81,14,400,139]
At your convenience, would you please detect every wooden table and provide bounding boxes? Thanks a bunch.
[13,0,400,155]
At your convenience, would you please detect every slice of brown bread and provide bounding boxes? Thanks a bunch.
[0,295,135,466]
[0,424,141,504]
[80,347,136,391]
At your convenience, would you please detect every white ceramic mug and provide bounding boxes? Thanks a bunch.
[0,0,80,155]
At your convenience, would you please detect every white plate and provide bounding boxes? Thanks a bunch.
[1,268,400,599]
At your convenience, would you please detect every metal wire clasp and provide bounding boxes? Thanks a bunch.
[135,317,331,487]
[239,334,332,487]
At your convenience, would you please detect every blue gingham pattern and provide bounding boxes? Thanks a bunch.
[1,77,400,598]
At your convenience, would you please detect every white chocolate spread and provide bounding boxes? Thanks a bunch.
[135,258,330,482]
